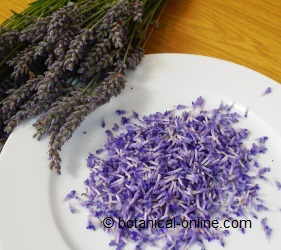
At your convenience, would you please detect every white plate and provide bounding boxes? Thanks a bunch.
[1,54,281,250]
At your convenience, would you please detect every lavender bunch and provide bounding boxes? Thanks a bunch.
[36,0,145,173]
[0,0,168,174]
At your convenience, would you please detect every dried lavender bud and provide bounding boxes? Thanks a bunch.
[63,28,95,72]
[4,96,38,134]
[78,0,144,76]
[0,0,150,175]
[20,5,82,105]
[4,98,44,134]
[0,30,19,46]
[64,0,141,73]
[98,0,130,28]
[96,1,141,48]
[0,78,17,101]
[34,6,80,61]
[0,134,8,152]
[7,46,37,80]
[0,30,20,60]
[79,46,144,82]
[110,21,127,49]
[35,31,79,102]
[19,16,52,44]
[4,91,61,134]
[45,53,56,67]
[131,0,144,22]
[78,43,122,82]
[53,37,70,60]
[46,6,77,44]
[0,76,42,121]
[33,90,85,140]
[36,60,67,103]
[0,113,8,149]
[126,48,144,70]
[49,70,126,173]
[7,7,80,83]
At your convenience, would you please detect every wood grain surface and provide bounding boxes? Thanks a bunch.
[1,0,281,82]
[0,0,31,22]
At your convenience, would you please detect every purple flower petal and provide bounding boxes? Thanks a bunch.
[176,104,187,110]
[96,148,104,154]
[275,181,281,190]
[262,87,272,96]
[101,119,106,128]
[116,110,127,116]
[64,190,76,201]
[192,96,205,107]
[261,218,272,238]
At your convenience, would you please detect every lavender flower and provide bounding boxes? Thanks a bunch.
[0,77,17,101]
[0,77,41,121]
[63,28,95,72]
[8,46,37,80]
[49,71,126,173]
[0,30,20,60]
[65,0,143,75]
[125,48,144,70]
[5,88,69,134]
[131,0,144,22]
[35,61,68,104]
[0,0,153,172]
[19,16,52,44]
[2,5,82,134]
[77,40,114,81]
[33,89,84,140]
[0,0,146,162]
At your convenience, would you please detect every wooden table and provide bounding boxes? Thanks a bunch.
[1,0,281,82]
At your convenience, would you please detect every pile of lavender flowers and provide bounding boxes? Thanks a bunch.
[0,0,167,173]
[67,97,274,250]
